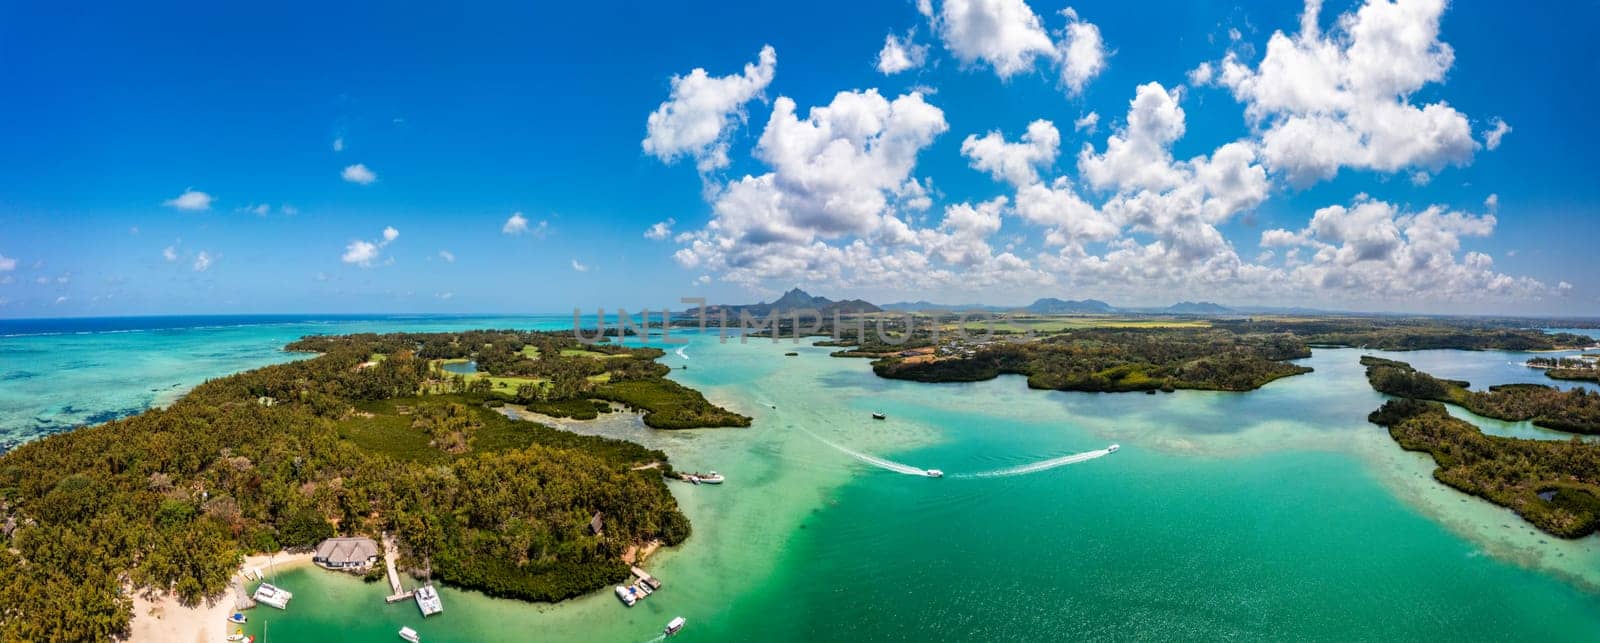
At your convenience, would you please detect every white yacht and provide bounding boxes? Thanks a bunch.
[664,616,687,636]
[614,585,638,606]
[698,471,725,484]
[398,626,421,642]
[251,583,292,609]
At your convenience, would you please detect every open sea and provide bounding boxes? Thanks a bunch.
[3,316,1600,641]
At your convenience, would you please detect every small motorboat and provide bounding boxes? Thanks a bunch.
[399,626,422,643]
[226,634,246,642]
[871,412,886,420]
[228,612,248,624]
[698,471,725,484]
[664,616,687,636]
[1107,444,1120,453]
[925,469,944,478]
[614,585,638,606]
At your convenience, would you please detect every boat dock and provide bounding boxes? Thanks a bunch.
[615,566,663,607]
[381,533,413,603]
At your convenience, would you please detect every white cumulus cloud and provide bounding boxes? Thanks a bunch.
[341,226,398,267]
[1212,0,1479,186]
[960,119,1061,187]
[642,45,777,172]
[1483,118,1512,150]
[341,163,377,185]
[877,33,929,75]
[502,212,529,235]
[1057,7,1107,95]
[645,218,676,240]
[163,188,213,211]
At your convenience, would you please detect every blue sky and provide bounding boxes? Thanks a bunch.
[1,0,1596,317]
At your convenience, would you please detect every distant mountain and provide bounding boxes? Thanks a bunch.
[880,301,1011,312]
[683,288,882,318]
[1024,298,1115,314]
[1164,301,1234,314]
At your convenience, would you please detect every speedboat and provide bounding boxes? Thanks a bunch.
[664,616,687,636]
[1107,444,1120,453]
[226,634,246,642]
[399,626,421,643]
[871,412,886,420]
[925,469,944,478]
[228,613,247,624]
[698,471,725,484]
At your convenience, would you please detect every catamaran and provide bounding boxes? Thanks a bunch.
[252,583,292,609]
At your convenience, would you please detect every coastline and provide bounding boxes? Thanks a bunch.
[127,551,314,643]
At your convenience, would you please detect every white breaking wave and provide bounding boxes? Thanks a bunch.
[801,428,930,476]
[675,346,689,360]
[953,448,1113,479]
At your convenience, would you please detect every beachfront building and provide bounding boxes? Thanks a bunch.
[312,536,381,570]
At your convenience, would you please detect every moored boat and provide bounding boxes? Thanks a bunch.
[251,583,291,609]
[228,612,247,624]
[399,626,422,642]
[697,471,725,484]
[614,585,638,606]
[665,616,687,636]
[871,412,886,420]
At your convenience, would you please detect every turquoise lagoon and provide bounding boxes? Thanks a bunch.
[3,318,1600,641]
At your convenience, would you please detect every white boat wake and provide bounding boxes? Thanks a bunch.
[799,425,1118,479]
[675,346,689,360]
[801,428,931,476]
[951,447,1113,479]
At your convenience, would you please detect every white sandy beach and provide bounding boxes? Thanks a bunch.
[128,551,313,643]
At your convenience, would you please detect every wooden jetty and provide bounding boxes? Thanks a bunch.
[381,533,414,603]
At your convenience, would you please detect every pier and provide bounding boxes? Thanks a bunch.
[381,533,414,603]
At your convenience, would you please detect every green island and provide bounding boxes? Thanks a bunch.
[868,327,1313,393]
[1362,356,1600,434]
[1212,318,1595,351]
[1526,356,1600,383]
[1366,398,1600,539]
[0,330,744,640]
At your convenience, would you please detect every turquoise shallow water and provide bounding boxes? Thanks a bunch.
[5,319,1600,641]
[0,315,580,450]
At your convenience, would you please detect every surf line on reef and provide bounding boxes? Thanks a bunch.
[799,427,1116,479]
